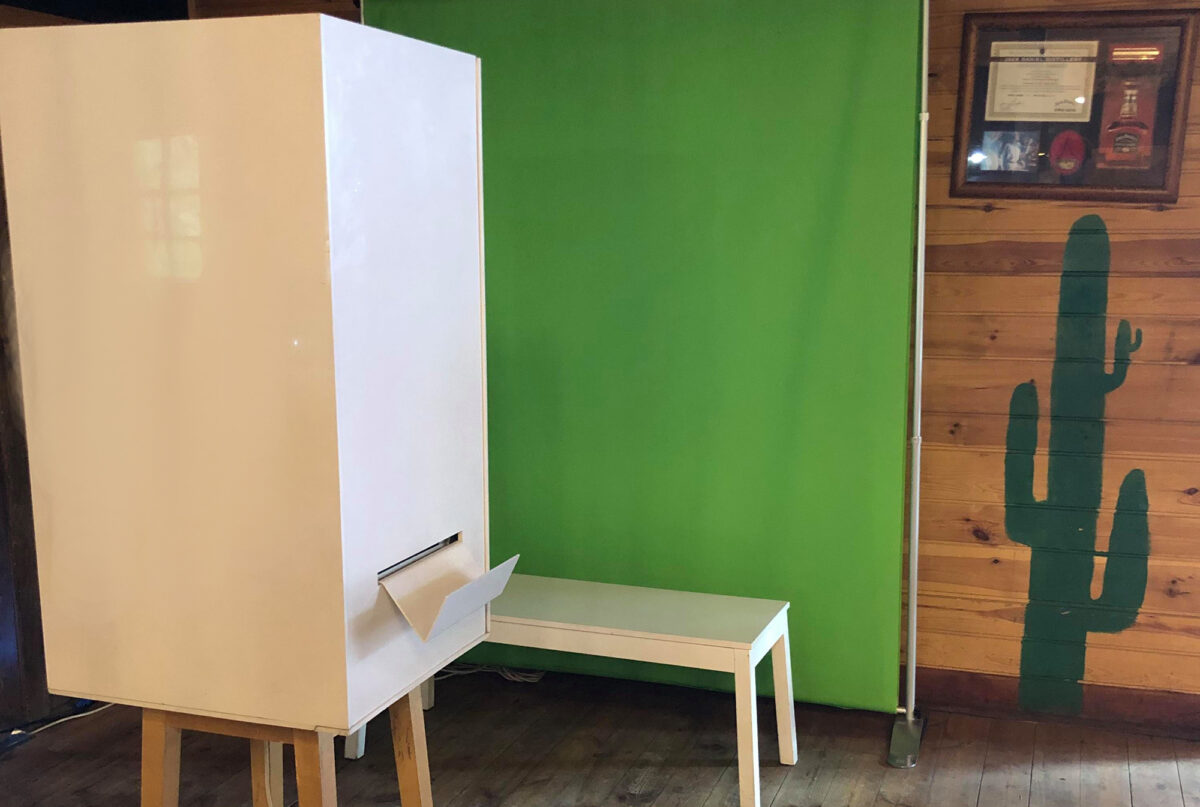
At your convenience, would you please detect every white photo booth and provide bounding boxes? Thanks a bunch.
[0,14,513,757]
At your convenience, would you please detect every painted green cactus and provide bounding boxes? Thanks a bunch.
[1005,214,1149,715]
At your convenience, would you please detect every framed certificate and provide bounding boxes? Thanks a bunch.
[985,41,1098,122]
[951,11,1198,202]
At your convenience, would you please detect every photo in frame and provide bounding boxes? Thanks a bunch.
[952,10,1199,202]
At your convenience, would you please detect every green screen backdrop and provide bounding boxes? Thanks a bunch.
[366,0,921,712]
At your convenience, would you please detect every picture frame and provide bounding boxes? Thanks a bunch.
[951,10,1199,202]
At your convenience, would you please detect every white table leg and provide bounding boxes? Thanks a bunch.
[343,727,366,760]
[734,650,761,807]
[345,675,432,760]
[770,630,798,765]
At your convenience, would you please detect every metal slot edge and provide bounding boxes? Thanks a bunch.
[377,532,461,581]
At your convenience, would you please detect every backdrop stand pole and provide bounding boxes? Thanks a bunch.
[888,0,930,770]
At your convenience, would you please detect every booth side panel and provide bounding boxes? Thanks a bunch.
[319,17,487,728]
[0,17,349,729]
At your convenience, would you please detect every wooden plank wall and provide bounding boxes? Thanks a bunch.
[919,0,1200,711]
[0,5,72,27]
[0,3,72,731]
[188,0,358,21]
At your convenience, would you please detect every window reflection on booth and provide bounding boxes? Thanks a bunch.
[135,135,201,280]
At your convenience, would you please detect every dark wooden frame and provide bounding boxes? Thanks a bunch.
[0,153,56,730]
[951,10,1199,203]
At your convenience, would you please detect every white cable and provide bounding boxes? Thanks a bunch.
[8,703,114,739]
[435,663,544,684]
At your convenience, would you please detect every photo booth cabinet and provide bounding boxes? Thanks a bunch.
[0,14,512,745]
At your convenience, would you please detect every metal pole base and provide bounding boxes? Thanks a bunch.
[886,709,926,768]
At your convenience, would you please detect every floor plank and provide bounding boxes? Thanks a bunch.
[977,719,1036,807]
[1031,722,1082,807]
[552,680,711,807]
[817,711,893,807]
[590,683,700,807]
[2,671,1199,807]
[442,677,602,807]
[1080,729,1131,807]
[429,675,564,806]
[650,689,739,807]
[1176,739,1200,807]
[490,690,627,807]
[770,708,861,807]
[771,708,843,807]
[1129,734,1185,807]
[927,714,991,807]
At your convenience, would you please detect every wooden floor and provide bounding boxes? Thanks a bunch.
[3,671,1199,806]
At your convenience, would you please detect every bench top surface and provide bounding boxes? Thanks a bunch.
[491,573,788,648]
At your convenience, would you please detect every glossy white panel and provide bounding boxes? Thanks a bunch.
[0,16,347,729]
[0,14,489,732]
[318,16,488,726]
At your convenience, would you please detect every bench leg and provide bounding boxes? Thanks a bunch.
[141,710,182,807]
[250,740,285,807]
[344,727,366,760]
[770,631,798,765]
[734,650,761,807]
[293,730,337,807]
[390,689,433,807]
[420,676,435,710]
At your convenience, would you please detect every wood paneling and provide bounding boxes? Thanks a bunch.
[928,239,1200,275]
[923,499,1200,560]
[924,412,1200,457]
[926,315,1200,362]
[0,5,72,27]
[0,93,53,728]
[920,0,1200,713]
[188,0,359,21]
[923,446,1200,516]
[919,540,1200,618]
[928,274,1200,315]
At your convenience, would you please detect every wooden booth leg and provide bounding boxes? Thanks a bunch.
[770,631,798,765]
[390,689,433,807]
[344,675,435,762]
[141,707,337,807]
[733,650,762,807]
[250,740,285,807]
[141,710,182,807]
[293,730,337,807]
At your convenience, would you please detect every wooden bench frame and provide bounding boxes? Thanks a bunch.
[141,689,432,807]
[488,596,798,807]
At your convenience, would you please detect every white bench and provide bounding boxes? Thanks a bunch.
[489,574,797,807]
[344,574,798,807]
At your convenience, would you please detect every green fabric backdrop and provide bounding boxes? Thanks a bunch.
[366,0,921,712]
